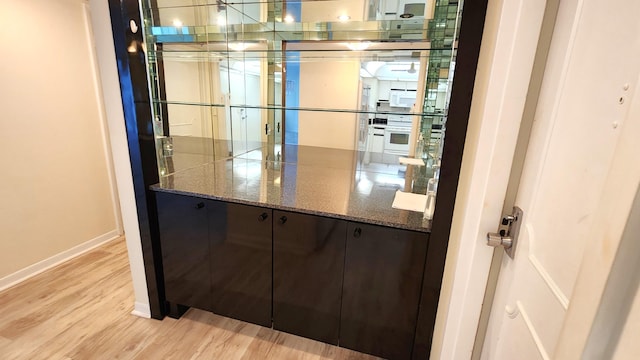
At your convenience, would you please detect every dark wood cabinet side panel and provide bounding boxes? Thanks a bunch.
[156,192,212,312]
[273,210,347,345]
[341,223,428,360]
[209,202,272,327]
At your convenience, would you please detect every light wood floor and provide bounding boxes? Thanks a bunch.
[0,237,380,360]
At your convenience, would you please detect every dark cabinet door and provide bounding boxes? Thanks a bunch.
[156,192,212,313]
[341,223,428,360]
[273,210,346,345]
[209,202,272,327]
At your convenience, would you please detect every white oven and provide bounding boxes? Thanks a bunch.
[397,0,426,18]
[384,126,412,155]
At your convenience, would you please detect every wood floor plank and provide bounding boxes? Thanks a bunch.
[129,310,218,359]
[0,237,381,360]
[0,247,125,327]
[256,330,334,360]
[0,335,10,348]
[0,250,134,359]
[185,314,263,360]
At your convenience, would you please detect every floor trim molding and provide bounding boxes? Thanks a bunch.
[0,230,121,292]
[131,301,152,318]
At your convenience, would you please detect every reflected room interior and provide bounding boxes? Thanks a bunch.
[145,0,460,219]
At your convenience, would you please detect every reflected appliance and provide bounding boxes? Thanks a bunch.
[384,115,412,155]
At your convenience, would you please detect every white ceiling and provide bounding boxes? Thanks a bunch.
[361,61,420,81]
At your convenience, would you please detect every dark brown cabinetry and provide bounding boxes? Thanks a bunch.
[156,192,429,359]
[273,210,347,344]
[156,192,212,314]
[157,193,272,326]
[340,223,428,360]
[210,203,272,327]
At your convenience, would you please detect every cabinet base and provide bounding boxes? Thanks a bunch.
[166,302,189,319]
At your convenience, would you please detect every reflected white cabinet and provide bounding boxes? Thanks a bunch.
[370,126,385,153]
[389,90,417,108]
[378,81,391,101]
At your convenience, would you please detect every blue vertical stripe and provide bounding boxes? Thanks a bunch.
[284,55,299,146]
[282,2,302,205]
[284,2,301,146]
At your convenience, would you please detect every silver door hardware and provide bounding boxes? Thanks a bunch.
[487,206,523,258]
[487,233,512,248]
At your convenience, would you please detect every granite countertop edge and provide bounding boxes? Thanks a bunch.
[150,185,431,234]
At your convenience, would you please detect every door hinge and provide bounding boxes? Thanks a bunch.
[486,206,523,259]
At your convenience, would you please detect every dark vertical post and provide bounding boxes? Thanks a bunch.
[412,0,489,358]
[108,0,165,319]
[146,0,169,136]
[155,43,170,137]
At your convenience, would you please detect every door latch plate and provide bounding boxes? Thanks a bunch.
[486,206,523,259]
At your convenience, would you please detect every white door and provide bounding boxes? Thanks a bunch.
[223,64,263,156]
[480,0,640,359]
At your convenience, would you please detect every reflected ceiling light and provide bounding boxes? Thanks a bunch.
[130,19,139,33]
[172,19,183,27]
[284,14,294,23]
[217,14,226,26]
[365,61,385,76]
[127,41,137,53]
[345,42,370,51]
[360,68,374,78]
[408,62,416,74]
[228,42,249,51]
[337,14,351,22]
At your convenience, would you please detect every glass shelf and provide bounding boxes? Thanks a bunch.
[145,0,464,214]
[146,19,453,44]
[154,100,444,117]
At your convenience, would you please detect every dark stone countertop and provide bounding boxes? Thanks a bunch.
[151,142,432,233]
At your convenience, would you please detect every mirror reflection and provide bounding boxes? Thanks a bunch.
[146,0,460,213]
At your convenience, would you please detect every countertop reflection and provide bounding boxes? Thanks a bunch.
[152,141,432,233]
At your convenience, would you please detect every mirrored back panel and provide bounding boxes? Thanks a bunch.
[145,0,462,204]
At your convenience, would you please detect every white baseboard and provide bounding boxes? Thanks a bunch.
[0,230,121,292]
[131,301,151,318]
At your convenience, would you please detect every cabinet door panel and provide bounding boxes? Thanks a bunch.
[341,223,428,360]
[209,202,272,327]
[156,192,212,312]
[273,210,346,345]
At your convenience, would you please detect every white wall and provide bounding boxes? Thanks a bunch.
[301,0,366,22]
[297,0,363,151]
[164,60,213,137]
[298,60,360,150]
[87,0,151,317]
[0,0,120,284]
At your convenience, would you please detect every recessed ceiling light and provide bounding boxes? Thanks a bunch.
[228,42,249,51]
[172,19,183,27]
[337,14,351,22]
[284,14,294,23]
[345,42,370,51]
